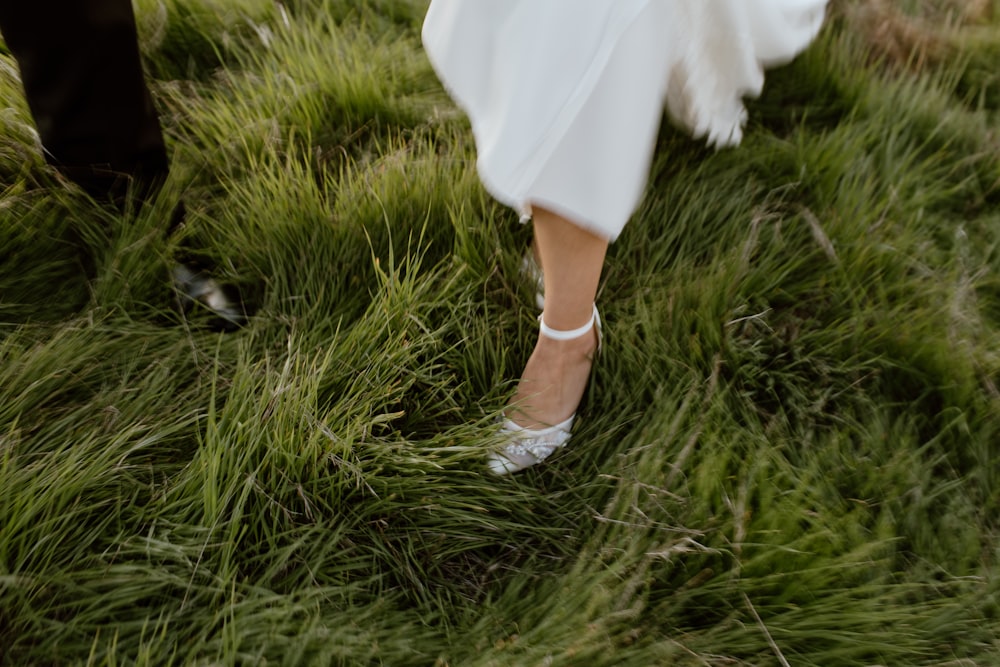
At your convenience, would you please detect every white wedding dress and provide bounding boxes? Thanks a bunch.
[422,0,827,240]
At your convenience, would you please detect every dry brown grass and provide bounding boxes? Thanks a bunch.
[838,0,994,71]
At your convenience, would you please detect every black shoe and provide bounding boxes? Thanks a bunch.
[171,263,247,331]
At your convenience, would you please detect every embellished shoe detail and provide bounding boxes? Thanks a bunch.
[488,304,601,475]
[487,415,575,475]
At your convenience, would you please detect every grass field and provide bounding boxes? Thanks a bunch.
[2,0,1000,664]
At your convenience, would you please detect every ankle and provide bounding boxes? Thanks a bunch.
[534,327,598,362]
[507,334,597,429]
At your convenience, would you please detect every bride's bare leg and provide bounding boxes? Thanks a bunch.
[507,205,608,429]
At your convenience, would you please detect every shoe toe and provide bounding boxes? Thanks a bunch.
[486,449,542,476]
[487,416,575,475]
[486,453,519,476]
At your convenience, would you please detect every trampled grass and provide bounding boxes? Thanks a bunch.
[2,0,1000,664]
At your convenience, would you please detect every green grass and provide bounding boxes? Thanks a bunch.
[2,0,1000,664]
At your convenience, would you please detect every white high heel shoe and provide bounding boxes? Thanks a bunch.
[487,304,602,475]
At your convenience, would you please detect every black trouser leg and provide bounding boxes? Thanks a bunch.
[0,2,244,328]
[0,0,169,208]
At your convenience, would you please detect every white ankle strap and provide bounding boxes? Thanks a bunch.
[539,304,599,341]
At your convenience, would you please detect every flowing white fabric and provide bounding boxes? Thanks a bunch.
[423,0,827,240]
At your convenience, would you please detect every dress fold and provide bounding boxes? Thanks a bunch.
[423,0,827,240]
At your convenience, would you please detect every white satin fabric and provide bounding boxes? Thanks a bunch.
[423,0,827,240]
